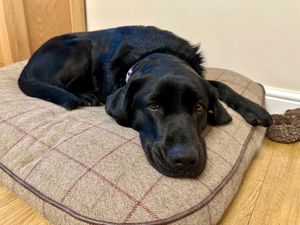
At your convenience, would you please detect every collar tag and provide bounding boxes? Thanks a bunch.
[125,67,134,83]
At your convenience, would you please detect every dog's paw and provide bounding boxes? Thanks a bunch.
[58,96,81,110]
[242,105,273,127]
[79,93,101,106]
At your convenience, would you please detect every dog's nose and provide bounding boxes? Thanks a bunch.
[168,144,198,169]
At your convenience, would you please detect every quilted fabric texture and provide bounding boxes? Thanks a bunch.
[0,61,266,225]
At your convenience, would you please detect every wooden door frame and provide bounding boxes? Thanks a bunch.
[0,0,86,66]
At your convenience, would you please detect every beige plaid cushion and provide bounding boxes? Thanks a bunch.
[0,61,266,225]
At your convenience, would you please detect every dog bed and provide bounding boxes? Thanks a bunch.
[0,61,267,225]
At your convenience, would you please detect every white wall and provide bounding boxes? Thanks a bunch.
[86,0,300,112]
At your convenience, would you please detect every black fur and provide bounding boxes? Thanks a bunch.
[19,26,272,178]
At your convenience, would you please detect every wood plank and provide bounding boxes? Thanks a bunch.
[243,138,276,180]
[69,0,86,32]
[0,0,13,66]
[218,177,264,225]
[218,139,276,225]
[23,0,72,53]
[0,184,50,225]
[248,140,300,225]
[0,0,30,65]
[0,0,86,66]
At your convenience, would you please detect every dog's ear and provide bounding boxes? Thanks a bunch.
[207,84,232,126]
[105,86,130,127]
[105,78,144,127]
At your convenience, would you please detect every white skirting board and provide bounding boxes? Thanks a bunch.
[264,86,300,114]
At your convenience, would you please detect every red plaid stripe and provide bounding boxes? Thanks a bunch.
[0,98,37,105]
[207,147,232,167]
[69,116,137,141]
[198,179,213,193]
[0,119,57,160]
[0,106,43,124]
[218,127,243,145]
[2,116,160,219]
[60,136,136,202]
[123,175,164,222]
[91,169,161,219]
[24,124,104,180]
[214,70,225,81]
[207,205,212,225]
[230,113,252,128]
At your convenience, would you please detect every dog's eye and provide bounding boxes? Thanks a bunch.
[194,103,205,112]
[147,102,160,111]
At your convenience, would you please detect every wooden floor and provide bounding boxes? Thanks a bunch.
[0,138,299,225]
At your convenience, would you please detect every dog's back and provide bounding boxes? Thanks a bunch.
[18,26,203,109]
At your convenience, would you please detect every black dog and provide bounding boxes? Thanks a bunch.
[18,26,272,178]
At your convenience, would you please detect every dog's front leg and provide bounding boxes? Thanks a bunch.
[208,80,272,127]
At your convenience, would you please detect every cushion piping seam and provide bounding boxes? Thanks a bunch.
[0,126,255,225]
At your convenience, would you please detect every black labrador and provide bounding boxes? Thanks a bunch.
[18,26,272,178]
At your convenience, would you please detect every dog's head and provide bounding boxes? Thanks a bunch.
[105,53,232,178]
